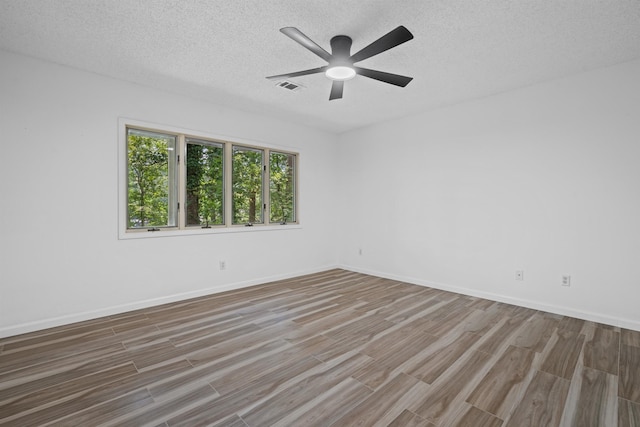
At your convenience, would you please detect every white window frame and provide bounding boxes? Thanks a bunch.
[118,118,300,239]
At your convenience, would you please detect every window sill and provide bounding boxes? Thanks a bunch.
[119,223,302,240]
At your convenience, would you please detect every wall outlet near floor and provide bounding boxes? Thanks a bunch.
[515,270,524,281]
[562,275,571,286]
[219,260,226,270]
[358,248,363,256]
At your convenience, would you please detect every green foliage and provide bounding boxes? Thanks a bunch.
[127,132,172,228]
[232,148,263,224]
[270,152,295,223]
[127,128,297,229]
[186,143,224,226]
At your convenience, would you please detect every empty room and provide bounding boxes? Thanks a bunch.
[1,1,639,426]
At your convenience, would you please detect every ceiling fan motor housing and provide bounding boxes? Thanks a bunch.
[330,35,353,65]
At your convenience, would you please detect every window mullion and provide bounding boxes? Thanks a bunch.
[264,149,270,225]
[224,141,233,227]
[177,134,186,229]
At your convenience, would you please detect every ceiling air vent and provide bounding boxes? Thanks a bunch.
[276,80,304,92]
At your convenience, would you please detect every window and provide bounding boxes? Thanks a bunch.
[123,124,298,235]
[232,146,263,225]
[186,139,224,227]
[127,129,177,229]
[270,151,296,224]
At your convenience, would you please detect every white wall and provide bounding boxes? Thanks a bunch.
[2,49,639,338]
[0,50,339,337]
[337,59,640,330]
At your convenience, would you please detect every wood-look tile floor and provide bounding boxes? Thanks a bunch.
[1,269,639,426]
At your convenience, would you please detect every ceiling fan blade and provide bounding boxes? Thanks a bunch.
[329,80,344,100]
[280,27,332,62]
[349,26,413,63]
[266,66,327,80]
[354,67,413,87]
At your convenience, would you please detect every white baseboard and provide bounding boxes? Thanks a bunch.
[4,263,637,339]
[0,264,339,339]
[338,264,640,332]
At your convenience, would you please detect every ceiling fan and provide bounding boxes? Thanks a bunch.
[266,26,414,100]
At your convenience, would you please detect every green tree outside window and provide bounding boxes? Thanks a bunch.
[232,147,263,224]
[186,141,224,227]
[127,129,176,228]
[270,152,295,224]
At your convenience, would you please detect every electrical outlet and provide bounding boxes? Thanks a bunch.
[515,270,524,281]
[562,275,571,286]
[358,248,363,255]
[219,260,226,270]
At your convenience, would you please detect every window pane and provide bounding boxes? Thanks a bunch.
[232,146,263,224]
[127,128,177,228]
[185,139,224,227]
[270,152,296,223]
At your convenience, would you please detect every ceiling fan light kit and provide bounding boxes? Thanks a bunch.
[325,66,356,81]
[267,26,414,100]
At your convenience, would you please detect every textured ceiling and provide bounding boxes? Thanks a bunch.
[2,0,640,134]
